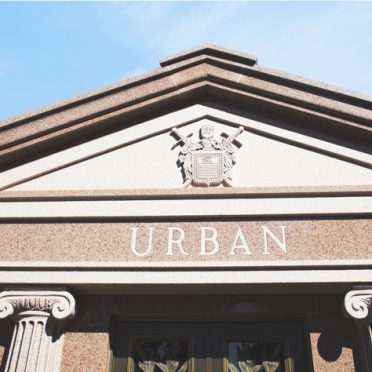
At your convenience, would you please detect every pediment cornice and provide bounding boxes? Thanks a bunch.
[0,45,371,170]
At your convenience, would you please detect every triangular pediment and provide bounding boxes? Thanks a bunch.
[0,45,371,193]
[1,104,371,191]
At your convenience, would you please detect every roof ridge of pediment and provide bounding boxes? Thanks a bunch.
[159,44,258,68]
[0,44,257,129]
[1,45,372,129]
[0,45,371,171]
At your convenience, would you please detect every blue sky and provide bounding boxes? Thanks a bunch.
[1,1,372,121]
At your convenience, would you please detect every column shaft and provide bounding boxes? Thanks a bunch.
[0,291,75,372]
[344,288,372,372]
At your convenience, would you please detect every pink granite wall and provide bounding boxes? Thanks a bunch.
[61,332,109,372]
[60,296,112,372]
[0,219,370,262]
[305,295,359,372]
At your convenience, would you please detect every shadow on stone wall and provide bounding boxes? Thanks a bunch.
[0,319,12,372]
[65,294,317,372]
[306,295,362,372]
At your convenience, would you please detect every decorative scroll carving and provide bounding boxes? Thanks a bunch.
[0,290,75,320]
[0,291,75,319]
[344,289,372,321]
[171,124,243,187]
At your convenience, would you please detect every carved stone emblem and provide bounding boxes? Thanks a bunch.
[171,124,244,187]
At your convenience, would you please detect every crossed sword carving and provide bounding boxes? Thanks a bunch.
[171,126,244,150]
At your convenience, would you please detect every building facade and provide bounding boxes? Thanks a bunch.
[0,45,371,372]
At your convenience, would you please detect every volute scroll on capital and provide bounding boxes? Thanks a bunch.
[0,290,76,320]
[344,289,372,321]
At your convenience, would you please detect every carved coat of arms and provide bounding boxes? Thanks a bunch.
[171,124,244,187]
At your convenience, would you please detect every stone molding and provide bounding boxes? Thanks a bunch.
[344,288,372,321]
[1,196,371,219]
[0,290,75,320]
[1,45,371,171]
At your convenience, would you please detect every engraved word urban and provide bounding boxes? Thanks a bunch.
[171,124,244,187]
[129,225,287,257]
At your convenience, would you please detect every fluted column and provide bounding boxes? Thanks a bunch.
[0,290,75,372]
[344,288,372,372]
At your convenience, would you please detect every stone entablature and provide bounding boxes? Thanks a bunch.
[0,218,369,263]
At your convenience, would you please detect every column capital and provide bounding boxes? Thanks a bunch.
[344,288,372,321]
[0,290,75,320]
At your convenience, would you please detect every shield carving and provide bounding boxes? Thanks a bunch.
[171,124,244,187]
[191,150,224,185]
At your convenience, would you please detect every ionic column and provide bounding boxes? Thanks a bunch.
[0,290,75,372]
[344,288,372,372]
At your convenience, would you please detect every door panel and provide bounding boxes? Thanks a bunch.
[210,322,306,372]
[112,322,209,372]
[111,322,307,372]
